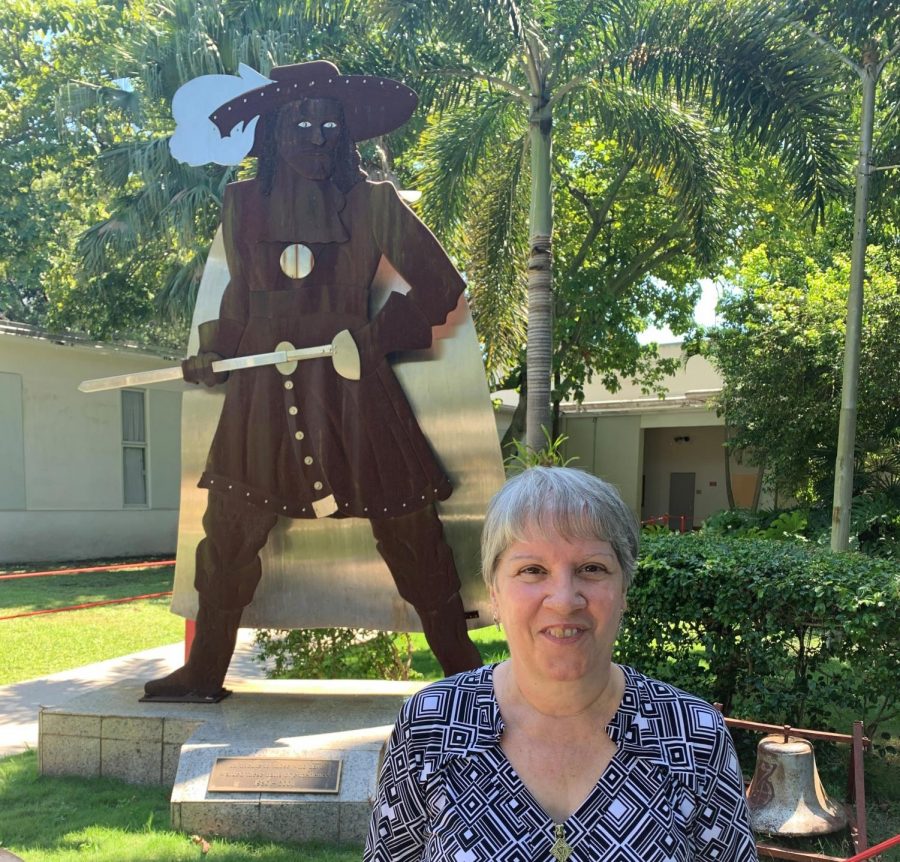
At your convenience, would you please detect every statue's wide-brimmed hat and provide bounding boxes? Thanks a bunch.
[210,60,417,153]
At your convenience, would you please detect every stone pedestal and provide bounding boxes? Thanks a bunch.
[39,678,424,844]
[172,725,391,843]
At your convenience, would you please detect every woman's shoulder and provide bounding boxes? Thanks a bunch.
[619,666,734,770]
[395,665,498,745]
[623,666,722,713]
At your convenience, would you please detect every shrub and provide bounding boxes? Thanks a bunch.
[617,533,900,738]
[701,508,773,536]
[842,492,900,558]
[703,494,900,558]
[504,430,577,471]
[254,628,415,681]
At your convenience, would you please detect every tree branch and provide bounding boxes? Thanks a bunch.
[547,0,595,82]
[523,30,545,95]
[545,75,598,111]
[558,157,635,280]
[877,42,900,75]
[591,157,636,232]
[609,237,687,295]
[565,212,605,281]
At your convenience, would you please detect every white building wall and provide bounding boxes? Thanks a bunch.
[578,343,722,401]
[0,328,183,563]
[560,414,644,514]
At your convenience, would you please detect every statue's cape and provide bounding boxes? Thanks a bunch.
[169,227,504,631]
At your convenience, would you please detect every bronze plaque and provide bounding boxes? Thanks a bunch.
[208,756,341,793]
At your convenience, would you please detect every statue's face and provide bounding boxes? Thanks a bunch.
[276,98,344,180]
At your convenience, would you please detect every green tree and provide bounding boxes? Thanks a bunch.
[787,0,899,550]
[689,229,900,507]
[380,0,846,449]
[0,0,158,337]
[452,116,727,445]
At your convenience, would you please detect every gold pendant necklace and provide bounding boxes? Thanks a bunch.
[550,823,573,862]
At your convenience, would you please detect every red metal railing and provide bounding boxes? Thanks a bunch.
[0,559,175,581]
[0,559,176,621]
[641,513,689,532]
[843,834,900,862]
[0,591,173,621]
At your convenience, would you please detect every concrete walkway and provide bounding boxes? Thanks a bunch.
[0,630,268,758]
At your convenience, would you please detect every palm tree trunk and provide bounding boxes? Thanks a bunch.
[525,100,553,452]
[832,50,878,551]
[500,386,528,456]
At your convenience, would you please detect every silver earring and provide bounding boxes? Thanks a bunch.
[492,611,502,632]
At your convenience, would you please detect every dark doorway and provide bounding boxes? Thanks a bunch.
[668,472,696,531]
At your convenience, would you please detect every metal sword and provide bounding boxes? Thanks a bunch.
[77,329,361,393]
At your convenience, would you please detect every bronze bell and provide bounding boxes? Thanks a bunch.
[747,734,848,836]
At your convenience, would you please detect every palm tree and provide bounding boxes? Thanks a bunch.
[416,84,730,442]
[784,0,899,549]
[379,0,846,450]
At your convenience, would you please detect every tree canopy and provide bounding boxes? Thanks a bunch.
[687,192,900,505]
[0,0,164,339]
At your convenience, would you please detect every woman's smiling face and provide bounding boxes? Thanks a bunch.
[492,525,626,685]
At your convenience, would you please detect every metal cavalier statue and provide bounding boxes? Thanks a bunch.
[144,61,486,699]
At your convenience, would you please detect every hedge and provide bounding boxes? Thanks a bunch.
[616,533,899,737]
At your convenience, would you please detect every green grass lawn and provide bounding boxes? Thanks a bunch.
[0,565,175,613]
[0,564,184,685]
[0,751,359,862]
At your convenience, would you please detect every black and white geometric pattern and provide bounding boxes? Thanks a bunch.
[364,665,758,861]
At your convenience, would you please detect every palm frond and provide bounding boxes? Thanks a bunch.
[80,134,225,273]
[378,0,529,74]
[465,136,530,382]
[56,81,142,129]
[415,91,524,241]
[574,84,726,261]
[544,0,636,85]
[627,0,848,224]
[156,244,211,320]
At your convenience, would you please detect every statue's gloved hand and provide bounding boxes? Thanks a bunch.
[350,293,434,378]
[348,322,387,378]
[181,352,228,387]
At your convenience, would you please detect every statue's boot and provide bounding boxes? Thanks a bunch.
[417,592,482,676]
[143,603,243,699]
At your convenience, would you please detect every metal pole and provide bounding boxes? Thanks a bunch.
[831,54,878,551]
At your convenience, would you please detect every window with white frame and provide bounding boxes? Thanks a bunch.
[122,389,148,506]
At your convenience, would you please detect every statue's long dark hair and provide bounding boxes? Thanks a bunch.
[255,101,366,196]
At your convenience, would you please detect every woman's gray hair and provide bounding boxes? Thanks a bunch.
[481,467,640,590]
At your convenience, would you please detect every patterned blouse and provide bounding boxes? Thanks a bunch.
[365,664,758,862]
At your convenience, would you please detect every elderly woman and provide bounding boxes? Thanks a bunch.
[365,466,757,861]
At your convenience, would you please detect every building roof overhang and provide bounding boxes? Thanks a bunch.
[0,320,179,362]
